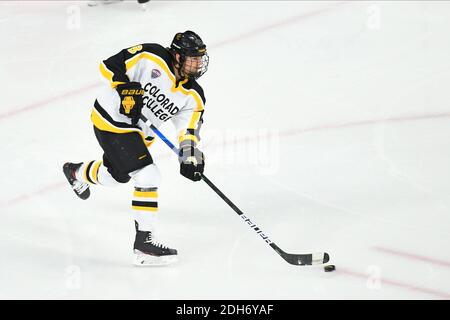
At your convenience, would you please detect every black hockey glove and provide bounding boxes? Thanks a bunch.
[179,146,205,182]
[116,82,144,125]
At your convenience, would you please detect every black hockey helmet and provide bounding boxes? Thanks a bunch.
[169,30,209,80]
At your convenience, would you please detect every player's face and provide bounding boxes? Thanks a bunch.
[175,52,209,79]
[183,55,204,75]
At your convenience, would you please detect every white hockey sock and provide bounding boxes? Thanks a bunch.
[132,187,158,232]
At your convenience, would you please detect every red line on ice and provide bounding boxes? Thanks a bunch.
[208,112,450,147]
[280,112,450,136]
[2,181,66,208]
[0,83,101,121]
[0,2,348,122]
[0,3,355,207]
[2,111,450,210]
[373,246,450,268]
[211,2,348,49]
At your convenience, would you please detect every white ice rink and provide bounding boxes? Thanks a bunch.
[1,1,450,300]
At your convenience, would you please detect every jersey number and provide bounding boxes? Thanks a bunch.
[127,45,143,54]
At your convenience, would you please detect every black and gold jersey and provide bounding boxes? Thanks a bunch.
[92,43,205,148]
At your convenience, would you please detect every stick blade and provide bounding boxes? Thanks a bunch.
[285,252,330,266]
[271,243,329,266]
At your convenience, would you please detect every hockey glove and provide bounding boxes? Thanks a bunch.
[179,146,205,182]
[116,82,144,125]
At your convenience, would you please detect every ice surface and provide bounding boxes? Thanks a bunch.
[1,1,449,299]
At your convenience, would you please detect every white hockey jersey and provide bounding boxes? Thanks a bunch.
[91,43,205,148]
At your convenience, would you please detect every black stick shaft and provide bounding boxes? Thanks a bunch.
[144,118,329,266]
[200,174,244,216]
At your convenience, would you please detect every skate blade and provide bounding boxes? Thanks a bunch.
[133,250,178,266]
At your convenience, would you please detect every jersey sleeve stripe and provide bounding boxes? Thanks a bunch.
[99,62,125,88]
[188,109,203,129]
[179,134,199,144]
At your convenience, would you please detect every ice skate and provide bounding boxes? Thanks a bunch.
[133,230,178,266]
[63,162,90,200]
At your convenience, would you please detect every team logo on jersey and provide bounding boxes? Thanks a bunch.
[121,96,135,114]
[151,69,161,79]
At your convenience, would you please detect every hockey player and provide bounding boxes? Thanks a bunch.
[63,31,209,266]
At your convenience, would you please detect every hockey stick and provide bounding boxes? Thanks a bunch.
[141,115,329,266]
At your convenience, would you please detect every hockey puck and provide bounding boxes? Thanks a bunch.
[324,265,336,272]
